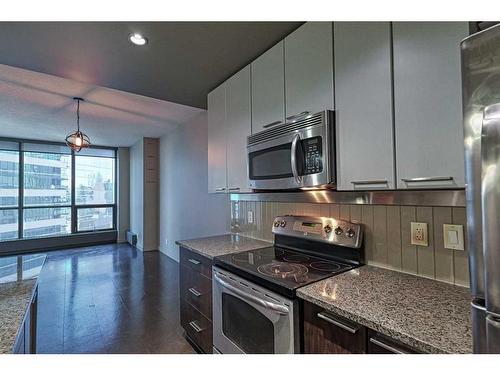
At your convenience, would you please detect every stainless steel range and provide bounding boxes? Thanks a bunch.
[212,215,363,354]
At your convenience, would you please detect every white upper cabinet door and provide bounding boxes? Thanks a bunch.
[393,22,468,189]
[207,83,227,193]
[335,22,395,191]
[251,42,285,134]
[284,22,334,119]
[226,65,251,192]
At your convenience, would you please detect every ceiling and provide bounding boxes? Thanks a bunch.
[0,64,203,147]
[0,22,303,109]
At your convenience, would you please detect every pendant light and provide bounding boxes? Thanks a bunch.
[66,97,91,152]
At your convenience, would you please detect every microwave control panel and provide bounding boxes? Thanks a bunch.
[303,137,323,175]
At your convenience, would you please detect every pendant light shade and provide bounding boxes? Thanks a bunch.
[66,97,91,152]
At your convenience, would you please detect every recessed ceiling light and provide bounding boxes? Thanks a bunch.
[129,33,148,46]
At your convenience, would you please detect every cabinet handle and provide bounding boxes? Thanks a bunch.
[189,321,204,333]
[227,187,240,191]
[401,176,453,183]
[262,120,282,129]
[188,258,201,265]
[286,111,310,121]
[215,187,227,192]
[188,287,202,297]
[317,312,359,334]
[351,180,388,185]
[369,337,408,354]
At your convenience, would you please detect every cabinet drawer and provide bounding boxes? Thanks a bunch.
[368,331,421,354]
[180,247,212,279]
[303,301,366,354]
[181,300,213,354]
[180,264,212,319]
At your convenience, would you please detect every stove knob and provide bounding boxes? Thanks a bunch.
[280,220,287,227]
[334,226,343,236]
[346,228,356,238]
[273,220,280,227]
[324,225,332,234]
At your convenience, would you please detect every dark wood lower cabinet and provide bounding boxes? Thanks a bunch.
[302,300,421,354]
[303,301,366,353]
[179,247,213,353]
[14,285,38,354]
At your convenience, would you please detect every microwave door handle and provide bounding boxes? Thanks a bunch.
[213,274,289,315]
[291,133,302,184]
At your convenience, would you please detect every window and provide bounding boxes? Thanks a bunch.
[0,139,116,242]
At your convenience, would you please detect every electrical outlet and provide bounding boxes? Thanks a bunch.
[247,210,254,224]
[411,222,428,246]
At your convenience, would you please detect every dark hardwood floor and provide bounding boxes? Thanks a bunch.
[36,243,195,354]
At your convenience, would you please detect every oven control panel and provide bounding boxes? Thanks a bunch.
[272,215,363,249]
[303,137,323,175]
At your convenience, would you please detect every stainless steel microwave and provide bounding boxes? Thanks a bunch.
[247,110,336,190]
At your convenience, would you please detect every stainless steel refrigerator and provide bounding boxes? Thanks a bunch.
[461,23,500,353]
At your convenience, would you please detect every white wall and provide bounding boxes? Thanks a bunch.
[130,139,144,250]
[159,112,230,261]
[117,147,130,243]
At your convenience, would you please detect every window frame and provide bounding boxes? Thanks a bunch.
[0,137,117,242]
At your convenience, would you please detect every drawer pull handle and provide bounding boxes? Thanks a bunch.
[262,120,282,129]
[189,321,204,333]
[188,288,202,297]
[215,187,227,192]
[351,180,388,185]
[369,337,408,354]
[188,258,201,265]
[401,176,453,183]
[317,312,359,334]
[227,187,240,191]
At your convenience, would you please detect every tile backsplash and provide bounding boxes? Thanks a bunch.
[230,201,470,287]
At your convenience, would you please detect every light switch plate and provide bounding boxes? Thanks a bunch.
[443,224,464,250]
[411,222,428,246]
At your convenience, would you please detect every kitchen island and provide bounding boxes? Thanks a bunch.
[0,254,45,354]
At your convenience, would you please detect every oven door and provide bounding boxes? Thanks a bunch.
[212,267,298,354]
[247,124,333,190]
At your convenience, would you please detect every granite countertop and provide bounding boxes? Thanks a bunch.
[297,265,472,354]
[176,234,271,259]
[0,254,46,354]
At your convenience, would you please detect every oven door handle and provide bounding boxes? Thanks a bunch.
[290,133,302,184]
[214,274,289,315]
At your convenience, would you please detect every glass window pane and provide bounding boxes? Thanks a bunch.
[75,156,115,205]
[78,148,115,158]
[23,143,71,154]
[0,150,19,207]
[23,207,71,238]
[77,207,113,231]
[0,209,18,241]
[23,152,72,206]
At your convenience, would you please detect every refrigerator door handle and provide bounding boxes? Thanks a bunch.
[481,103,500,318]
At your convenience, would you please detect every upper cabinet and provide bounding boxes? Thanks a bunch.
[334,22,395,191]
[393,22,468,189]
[251,42,285,134]
[284,22,334,119]
[226,66,251,192]
[207,84,227,193]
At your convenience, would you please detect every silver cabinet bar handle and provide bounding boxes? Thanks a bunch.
[227,187,240,191]
[351,180,388,185]
[188,287,202,297]
[188,258,201,265]
[401,176,453,183]
[317,312,359,334]
[189,321,204,333]
[215,187,227,192]
[369,337,408,354]
[286,111,310,121]
[262,120,282,129]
